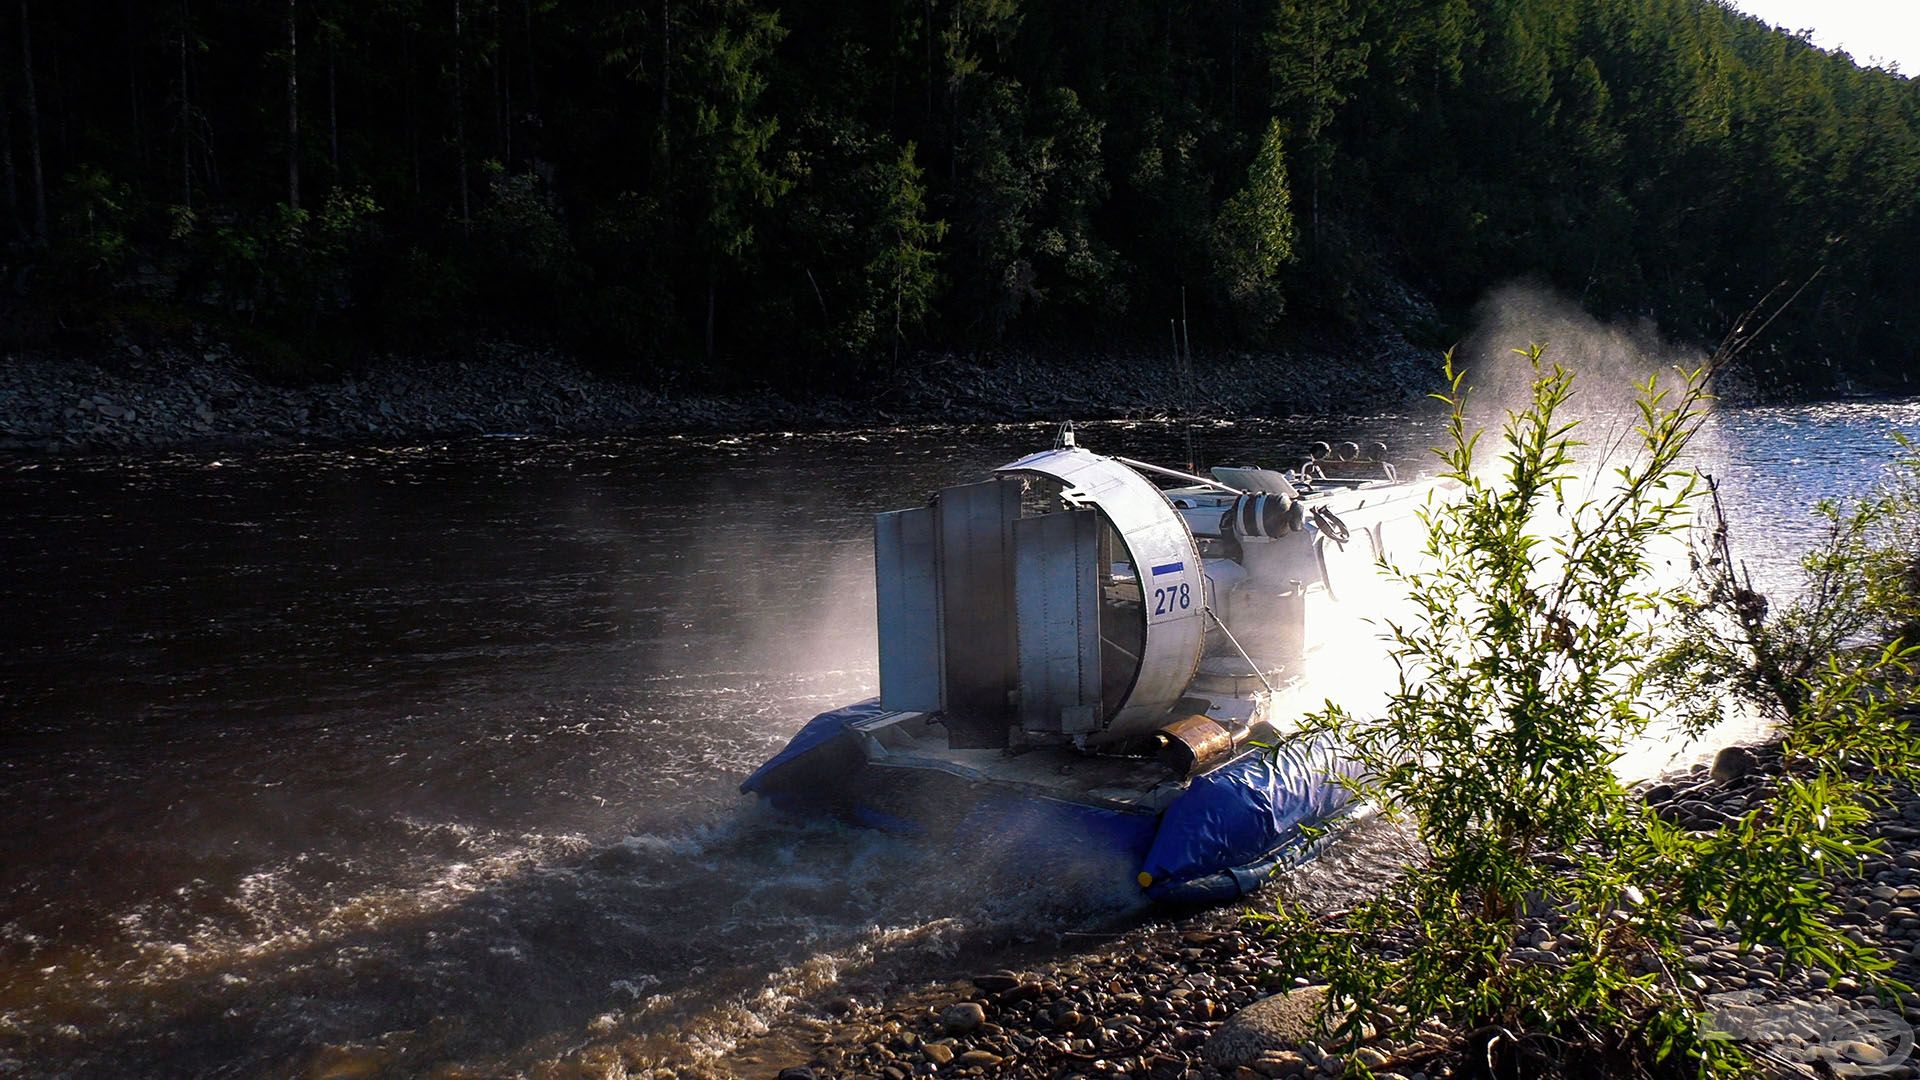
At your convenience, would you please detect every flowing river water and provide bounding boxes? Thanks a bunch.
[3,398,1918,1077]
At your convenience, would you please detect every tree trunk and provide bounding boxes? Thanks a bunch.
[657,0,670,170]
[705,264,716,362]
[945,7,961,184]
[19,0,48,244]
[179,0,192,210]
[1229,0,1239,120]
[521,0,536,124]
[1310,166,1319,253]
[499,0,512,165]
[1308,41,1323,252]
[404,22,419,198]
[884,1,897,128]
[285,0,300,209]
[127,0,146,171]
[491,0,505,161]
[328,48,338,173]
[1,89,19,241]
[893,258,904,366]
[453,0,469,234]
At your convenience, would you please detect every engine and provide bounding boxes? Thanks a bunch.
[872,442,1414,762]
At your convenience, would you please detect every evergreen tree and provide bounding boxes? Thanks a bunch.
[1210,118,1295,323]
[861,140,946,359]
[672,0,790,359]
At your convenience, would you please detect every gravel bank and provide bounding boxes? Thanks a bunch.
[713,743,1920,1080]
[0,341,817,453]
[0,317,1441,454]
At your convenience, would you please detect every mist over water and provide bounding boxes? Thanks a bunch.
[0,405,1912,1076]
[1454,283,1920,598]
[1455,284,1714,485]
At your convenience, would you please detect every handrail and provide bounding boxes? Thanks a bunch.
[1113,456,1246,495]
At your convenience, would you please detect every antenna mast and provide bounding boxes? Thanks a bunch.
[1179,287,1197,472]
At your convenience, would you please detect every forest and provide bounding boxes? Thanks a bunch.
[0,0,1915,392]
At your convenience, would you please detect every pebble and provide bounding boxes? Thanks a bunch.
[942,1002,986,1034]
[1049,1003,1087,1030]
[1254,1050,1309,1077]
[1354,1046,1391,1069]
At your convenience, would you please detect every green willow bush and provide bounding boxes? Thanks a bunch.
[1664,436,1920,723]
[1253,348,1920,1077]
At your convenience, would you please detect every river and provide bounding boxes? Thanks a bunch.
[2,398,1917,1077]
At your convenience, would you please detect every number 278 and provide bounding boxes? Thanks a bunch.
[1152,582,1191,615]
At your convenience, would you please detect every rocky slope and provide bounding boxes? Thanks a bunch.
[0,317,1442,454]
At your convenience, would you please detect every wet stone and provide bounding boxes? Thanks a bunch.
[943,1002,986,1035]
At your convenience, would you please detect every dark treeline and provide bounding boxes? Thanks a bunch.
[0,0,1915,389]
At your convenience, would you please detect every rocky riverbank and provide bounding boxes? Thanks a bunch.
[711,744,1920,1080]
[0,317,1442,454]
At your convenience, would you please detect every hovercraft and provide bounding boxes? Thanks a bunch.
[742,430,1434,902]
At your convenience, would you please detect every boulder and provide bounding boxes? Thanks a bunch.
[1204,986,1329,1068]
[1711,746,1758,783]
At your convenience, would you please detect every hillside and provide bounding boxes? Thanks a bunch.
[0,0,1914,394]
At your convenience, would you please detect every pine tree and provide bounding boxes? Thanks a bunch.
[862,141,946,360]
[674,0,790,360]
[1210,118,1295,323]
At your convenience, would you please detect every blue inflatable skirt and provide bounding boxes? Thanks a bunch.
[742,701,1362,902]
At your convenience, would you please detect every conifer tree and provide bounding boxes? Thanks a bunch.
[862,141,946,359]
[1211,118,1295,323]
